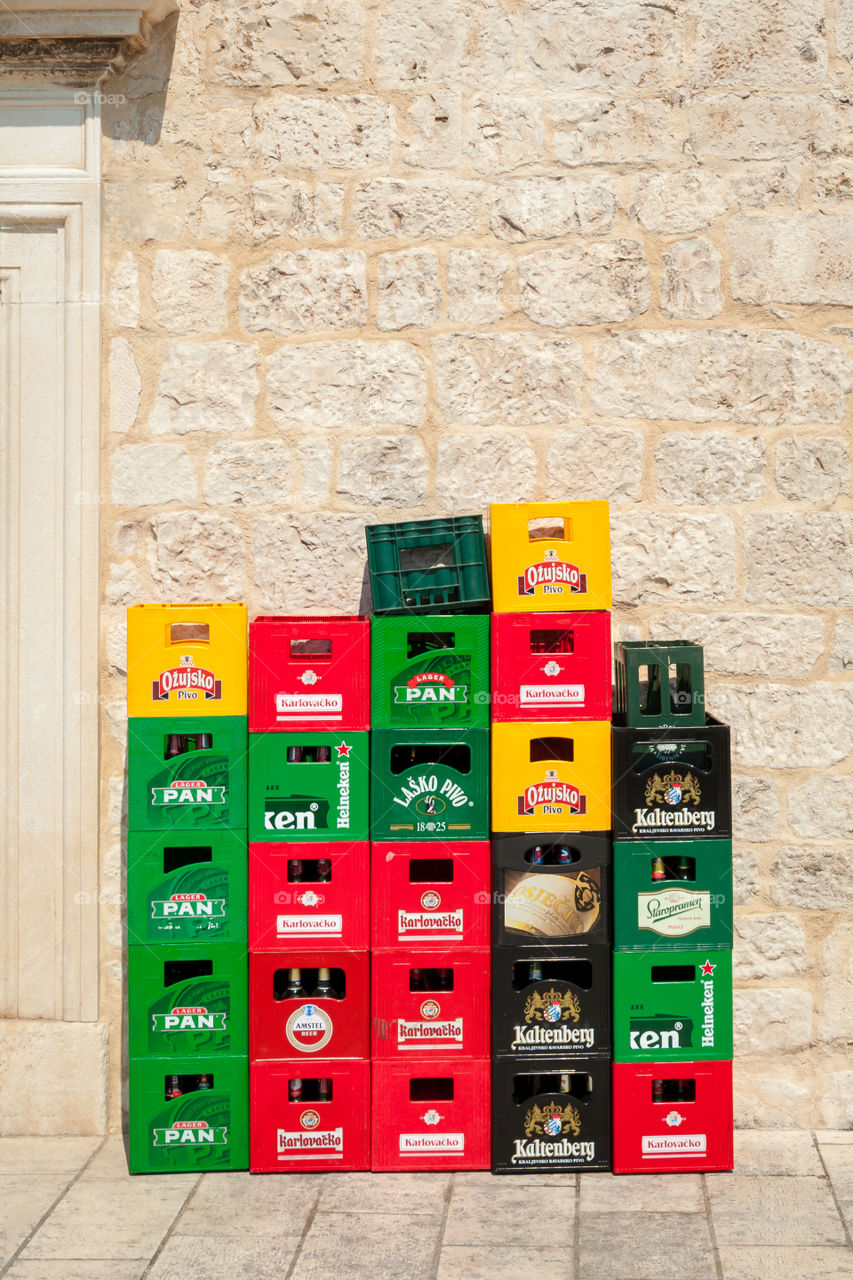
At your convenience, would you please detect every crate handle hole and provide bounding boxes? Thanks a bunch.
[528,518,570,542]
[169,623,209,645]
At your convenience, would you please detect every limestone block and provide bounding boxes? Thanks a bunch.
[491,176,617,241]
[713,683,853,767]
[108,252,139,328]
[377,250,442,331]
[152,250,228,335]
[822,1073,853,1128]
[830,619,853,673]
[660,237,722,320]
[106,620,128,678]
[214,0,366,87]
[297,438,333,504]
[108,338,141,435]
[433,333,582,425]
[734,914,807,981]
[204,441,293,506]
[402,93,462,169]
[239,251,366,335]
[775,436,850,503]
[353,179,486,239]
[821,927,853,1044]
[149,512,246,600]
[267,340,427,428]
[732,162,801,207]
[150,342,260,435]
[744,513,853,605]
[772,846,853,909]
[436,432,537,509]
[692,0,826,88]
[593,330,853,425]
[105,562,139,607]
[733,988,812,1054]
[788,776,853,839]
[734,1060,812,1128]
[691,93,831,161]
[813,161,853,202]
[111,445,198,507]
[464,97,544,175]
[519,241,650,326]
[447,250,509,324]
[611,512,737,605]
[552,97,688,167]
[375,0,513,88]
[654,432,765,503]
[337,436,429,506]
[0,1021,109,1135]
[250,180,344,242]
[733,844,760,905]
[250,95,395,169]
[653,611,823,679]
[730,212,853,305]
[254,514,371,611]
[522,0,680,91]
[840,0,853,62]
[544,428,644,501]
[628,171,729,233]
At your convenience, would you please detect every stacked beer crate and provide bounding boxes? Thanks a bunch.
[488,503,614,1174]
[611,643,734,1173]
[247,617,372,1171]
[126,604,249,1174]
[366,518,493,1170]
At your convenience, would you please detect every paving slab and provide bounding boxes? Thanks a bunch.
[315,1171,449,1215]
[818,1133,853,1145]
[80,1138,192,1191]
[578,1210,717,1280]
[719,1245,853,1279]
[3,1263,146,1280]
[173,1171,318,1237]
[0,1175,77,1269]
[146,1233,302,1280]
[819,1145,853,1237]
[733,1130,823,1176]
[0,1138,101,1177]
[708,1175,846,1247]
[19,1176,195,1260]
[443,1182,574,1248]
[579,1172,703,1214]
[437,1244,573,1280]
[289,1211,439,1280]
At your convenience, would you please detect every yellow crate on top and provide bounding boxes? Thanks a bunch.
[127,603,247,718]
[490,501,612,613]
[491,720,611,833]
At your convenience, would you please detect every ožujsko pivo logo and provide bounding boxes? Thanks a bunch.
[517,770,586,818]
[518,548,587,598]
[631,770,715,834]
[512,985,595,1051]
[152,654,221,703]
[394,672,468,705]
[512,1101,595,1165]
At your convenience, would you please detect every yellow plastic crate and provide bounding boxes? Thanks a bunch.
[127,604,247,718]
[490,501,612,613]
[491,720,611,833]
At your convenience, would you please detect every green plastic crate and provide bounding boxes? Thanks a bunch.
[371,615,490,729]
[128,1055,248,1174]
[613,949,732,1063]
[366,517,491,616]
[371,728,489,841]
[128,716,247,833]
[127,942,248,1059]
[613,839,732,952]
[614,642,705,729]
[127,830,247,946]
[248,731,369,842]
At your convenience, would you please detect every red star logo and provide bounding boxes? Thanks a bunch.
[700,960,716,976]
[336,741,351,758]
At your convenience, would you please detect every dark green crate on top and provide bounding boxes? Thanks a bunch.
[371,728,489,841]
[127,829,247,946]
[613,948,733,1063]
[371,615,490,729]
[127,943,248,1059]
[248,731,369,842]
[614,641,705,729]
[366,516,491,616]
[128,1055,248,1174]
[613,839,732,952]
[128,717,248,833]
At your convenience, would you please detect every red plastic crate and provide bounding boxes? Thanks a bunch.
[491,612,612,722]
[612,1060,733,1174]
[249,841,369,952]
[250,1059,370,1172]
[249,950,369,1062]
[249,616,370,732]
[371,1058,491,1171]
[370,841,490,949]
[371,948,490,1059]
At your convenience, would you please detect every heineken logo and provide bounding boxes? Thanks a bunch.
[392,774,472,811]
[518,781,586,817]
[277,1126,344,1158]
[518,551,587,597]
[285,1003,333,1053]
[152,782,225,807]
[153,1122,228,1146]
[637,890,711,937]
[629,1017,693,1052]
[700,962,716,1047]
[394,673,468,704]
[150,895,226,920]
[152,656,221,702]
[264,800,324,832]
[151,1006,227,1033]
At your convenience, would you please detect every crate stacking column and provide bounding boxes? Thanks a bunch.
[366,516,492,1171]
[126,604,249,1175]
[611,642,734,1174]
[489,501,614,1175]
[247,616,371,1172]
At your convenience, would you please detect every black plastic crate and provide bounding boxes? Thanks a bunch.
[491,831,611,949]
[491,943,612,1060]
[365,517,491,616]
[491,1055,611,1173]
[612,716,731,841]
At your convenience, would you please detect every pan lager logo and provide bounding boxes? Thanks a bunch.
[151,1005,228,1033]
[394,673,468,704]
[518,549,587,597]
[524,1101,581,1139]
[517,778,586,818]
[285,1003,334,1053]
[150,894,226,921]
[152,780,226,807]
[152,654,222,703]
[153,1119,228,1147]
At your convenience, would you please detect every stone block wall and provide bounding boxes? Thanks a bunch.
[98,0,852,1131]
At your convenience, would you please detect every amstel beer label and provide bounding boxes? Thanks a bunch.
[285,1003,334,1053]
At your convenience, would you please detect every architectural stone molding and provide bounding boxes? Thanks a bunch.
[0,0,178,84]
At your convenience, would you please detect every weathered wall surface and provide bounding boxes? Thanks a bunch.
[99,0,853,1131]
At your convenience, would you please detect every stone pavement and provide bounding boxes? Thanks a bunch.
[1,1131,852,1280]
